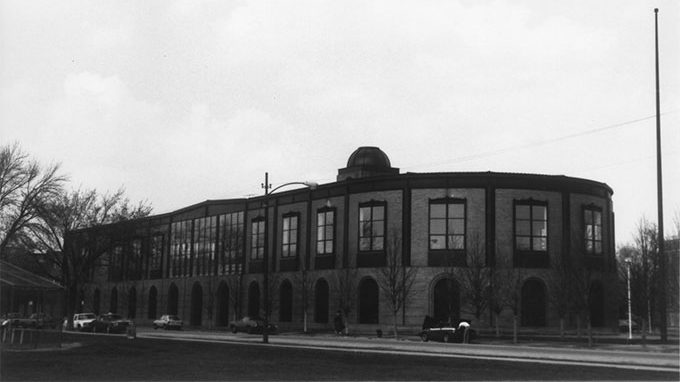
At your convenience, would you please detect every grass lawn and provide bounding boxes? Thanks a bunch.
[1,333,678,381]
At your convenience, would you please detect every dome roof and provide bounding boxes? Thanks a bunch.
[346,146,392,169]
[337,146,399,181]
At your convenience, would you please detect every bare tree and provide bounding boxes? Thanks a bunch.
[0,142,67,255]
[548,259,573,339]
[491,267,523,344]
[376,232,417,339]
[461,232,489,321]
[226,274,243,322]
[29,187,151,325]
[333,267,357,335]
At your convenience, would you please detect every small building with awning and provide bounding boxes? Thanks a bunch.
[1,260,64,319]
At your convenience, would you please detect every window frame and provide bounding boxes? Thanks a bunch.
[583,205,603,255]
[358,201,387,253]
[513,199,549,254]
[428,198,467,252]
[250,217,265,260]
[281,212,300,259]
[316,207,336,256]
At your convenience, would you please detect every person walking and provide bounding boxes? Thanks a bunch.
[333,311,345,336]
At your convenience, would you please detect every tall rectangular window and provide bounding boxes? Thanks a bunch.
[109,245,123,282]
[281,214,299,258]
[193,216,217,277]
[584,206,603,255]
[515,201,548,252]
[170,220,192,277]
[359,202,385,251]
[128,239,142,280]
[251,217,265,260]
[220,211,244,274]
[149,234,164,279]
[317,208,335,255]
[429,199,466,251]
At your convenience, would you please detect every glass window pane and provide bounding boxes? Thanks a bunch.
[373,237,384,250]
[533,238,547,251]
[585,226,593,241]
[448,219,464,235]
[594,226,601,241]
[290,229,297,243]
[430,219,446,234]
[317,226,325,241]
[594,211,602,225]
[585,240,593,253]
[325,242,333,254]
[359,207,371,222]
[448,235,464,250]
[325,226,333,240]
[532,206,547,221]
[448,203,464,218]
[326,211,334,225]
[360,238,371,251]
[516,205,530,219]
[532,221,547,237]
[317,242,325,254]
[430,236,446,249]
[516,220,530,236]
[360,222,372,238]
[594,241,602,254]
[430,204,446,219]
[373,206,385,221]
[318,213,325,226]
[516,237,531,250]
[373,222,384,237]
[290,244,297,255]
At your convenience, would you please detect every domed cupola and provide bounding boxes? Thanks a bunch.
[337,146,399,181]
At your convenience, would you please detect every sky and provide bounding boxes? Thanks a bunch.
[1,0,678,245]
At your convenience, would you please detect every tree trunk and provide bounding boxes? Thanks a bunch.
[587,319,593,348]
[512,315,518,344]
[495,312,500,338]
[393,312,399,340]
[303,311,308,333]
[560,317,565,340]
[576,314,582,338]
[641,319,647,347]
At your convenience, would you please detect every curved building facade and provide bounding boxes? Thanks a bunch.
[71,147,617,331]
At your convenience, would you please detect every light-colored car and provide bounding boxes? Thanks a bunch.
[73,313,97,331]
[153,315,183,330]
[229,316,277,334]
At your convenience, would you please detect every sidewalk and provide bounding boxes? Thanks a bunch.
[138,328,680,372]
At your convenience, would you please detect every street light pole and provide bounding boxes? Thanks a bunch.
[626,259,632,341]
[260,173,318,344]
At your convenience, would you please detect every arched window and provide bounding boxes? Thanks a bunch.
[248,282,260,317]
[433,278,460,323]
[358,278,379,324]
[314,279,329,323]
[279,280,293,322]
[148,287,158,319]
[128,287,137,319]
[93,289,101,315]
[168,283,179,315]
[191,282,203,326]
[521,278,546,327]
[216,282,229,327]
[110,287,118,313]
[589,281,604,327]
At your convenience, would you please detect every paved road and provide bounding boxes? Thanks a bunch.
[138,328,679,373]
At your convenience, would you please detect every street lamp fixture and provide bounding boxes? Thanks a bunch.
[261,172,317,343]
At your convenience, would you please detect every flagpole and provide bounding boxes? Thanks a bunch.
[653,8,667,343]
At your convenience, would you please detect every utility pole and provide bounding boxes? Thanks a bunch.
[262,172,270,344]
[654,8,667,343]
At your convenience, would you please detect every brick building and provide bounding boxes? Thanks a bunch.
[68,147,618,331]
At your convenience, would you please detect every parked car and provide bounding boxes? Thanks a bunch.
[618,316,641,332]
[229,316,277,334]
[29,312,57,329]
[1,313,36,328]
[153,315,183,330]
[92,313,133,334]
[420,316,476,343]
[73,313,97,331]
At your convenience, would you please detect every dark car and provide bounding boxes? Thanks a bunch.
[29,313,57,329]
[420,316,476,343]
[92,313,133,334]
[1,313,37,328]
[153,315,183,330]
[229,316,277,334]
